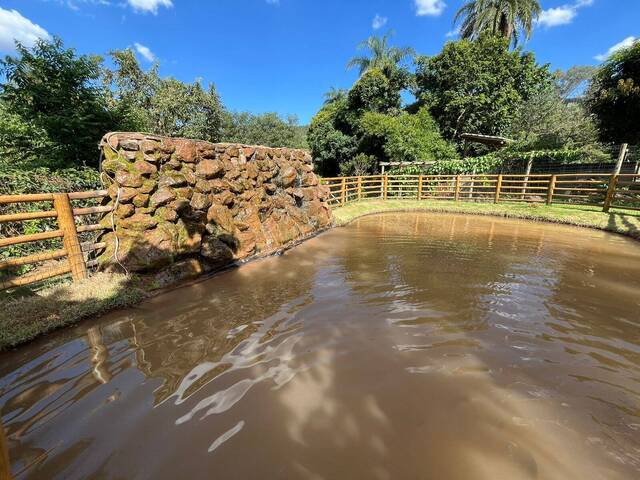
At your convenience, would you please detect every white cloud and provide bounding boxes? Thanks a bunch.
[134,42,156,62]
[537,0,593,28]
[0,8,50,52]
[415,0,446,17]
[372,14,387,30]
[127,0,173,14]
[595,36,637,61]
[445,26,460,38]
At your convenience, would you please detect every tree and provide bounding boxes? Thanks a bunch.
[323,87,348,105]
[507,84,599,150]
[346,32,415,76]
[105,49,224,142]
[359,107,457,163]
[554,66,596,99]
[414,35,551,148]
[586,40,640,144]
[0,37,117,168]
[221,112,308,149]
[454,0,541,47]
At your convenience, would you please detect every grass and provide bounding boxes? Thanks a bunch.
[0,272,145,351]
[332,199,640,240]
[2,199,639,351]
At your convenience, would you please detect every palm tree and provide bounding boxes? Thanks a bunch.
[346,32,415,76]
[322,87,348,105]
[454,0,541,47]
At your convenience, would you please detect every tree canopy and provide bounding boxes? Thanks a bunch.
[586,40,640,144]
[414,35,551,149]
[454,0,541,47]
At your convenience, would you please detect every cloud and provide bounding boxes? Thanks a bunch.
[372,14,387,30]
[445,26,460,38]
[595,36,637,61]
[537,0,593,28]
[127,0,173,14]
[0,8,50,52]
[415,0,446,17]
[134,42,156,62]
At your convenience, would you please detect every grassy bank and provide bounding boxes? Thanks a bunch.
[2,199,639,351]
[0,273,145,350]
[332,199,640,240]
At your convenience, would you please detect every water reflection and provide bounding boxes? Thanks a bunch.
[1,212,639,479]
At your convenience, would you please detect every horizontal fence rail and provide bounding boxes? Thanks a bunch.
[322,173,640,213]
[0,190,110,291]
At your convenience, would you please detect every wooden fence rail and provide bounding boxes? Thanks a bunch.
[0,190,110,291]
[322,174,640,213]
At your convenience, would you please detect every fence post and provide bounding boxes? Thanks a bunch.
[0,419,9,480]
[546,175,556,205]
[340,177,346,206]
[417,175,423,200]
[614,144,628,175]
[53,193,88,283]
[603,175,619,212]
[494,174,503,203]
[383,175,388,200]
[357,176,362,201]
[455,175,461,202]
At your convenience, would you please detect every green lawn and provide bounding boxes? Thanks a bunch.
[332,199,640,240]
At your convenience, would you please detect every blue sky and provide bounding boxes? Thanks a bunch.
[0,0,638,123]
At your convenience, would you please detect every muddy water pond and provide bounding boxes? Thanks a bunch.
[2,212,640,479]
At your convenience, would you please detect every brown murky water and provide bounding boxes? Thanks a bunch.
[1,212,640,479]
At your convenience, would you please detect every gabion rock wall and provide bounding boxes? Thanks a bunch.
[97,132,332,277]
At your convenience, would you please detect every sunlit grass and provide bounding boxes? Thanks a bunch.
[0,273,145,351]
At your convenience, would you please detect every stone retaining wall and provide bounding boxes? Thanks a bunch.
[97,133,332,279]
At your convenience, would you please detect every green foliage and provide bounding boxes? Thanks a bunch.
[347,69,402,117]
[507,84,600,150]
[308,100,357,176]
[587,40,640,144]
[0,37,117,169]
[415,35,552,149]
[105,49,225,142]
[359,107,458,163]
[454,0,541,47]
[0,163,101,275]
[554,66,596,99]
[221,111,308,148]
[339,153,377,176]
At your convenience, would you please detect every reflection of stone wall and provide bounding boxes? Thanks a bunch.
[97,132,332,274]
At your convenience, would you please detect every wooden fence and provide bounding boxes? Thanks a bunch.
[0,190,111,291]
[322,173,640,213]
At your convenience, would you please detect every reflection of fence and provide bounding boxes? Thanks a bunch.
[322,174,640,213]
[0,190,110,290]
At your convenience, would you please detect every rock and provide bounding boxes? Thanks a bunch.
[133,160,157,176]
[174,141,197,163]
[302,172,319,187]
[200,237,234,266]
[120,139,139,151]
[195,179,213,193]
[115,171,144,188]
[116,203,135,218]
[118,213,158,231]
[196,159,224,179]
[190,192,210,210]
[279,166,297,187]
[215,190,235,206]
[140,179,156,194]
[133,193,150,208]
[141,140,160,154]
[159,172,188,188]
[207,204,236,234]
[150,187,176,207]
[156,206,178,222]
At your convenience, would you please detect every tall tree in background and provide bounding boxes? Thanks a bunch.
[454,0,541,47]
[415,35,551,148]
[346,32,415,75]
[104,49,225,142]
[0,38,117,168]
[586,40,640,144]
